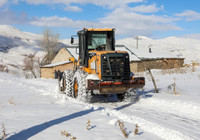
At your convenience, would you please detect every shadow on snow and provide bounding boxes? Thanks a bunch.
[89,89,155,104]
[115,89,154,110]
[7,90,155,139]
[137,89,154,98]
[7,108,94,140]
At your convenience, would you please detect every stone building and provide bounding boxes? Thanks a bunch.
[115,45,185,72]
[40,48,75,79]
[40,61,74,79]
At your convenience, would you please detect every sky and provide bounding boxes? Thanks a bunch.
[0,0,200,39]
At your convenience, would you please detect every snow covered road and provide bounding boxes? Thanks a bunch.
[0,68,200,140]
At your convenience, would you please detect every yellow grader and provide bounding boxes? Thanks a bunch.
[59,28,145,102]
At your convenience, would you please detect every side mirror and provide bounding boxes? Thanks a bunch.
[71,37,74,44]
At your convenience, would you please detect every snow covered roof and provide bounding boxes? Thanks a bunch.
[116,44,184,61]
[65,46,79,60]
[116,37,188,61]
[61,37,185,63]
[66,45,142,61]
[62,45,182,62]
[41,61,72,68]
[115,45,141,61]
[132,47,182,60]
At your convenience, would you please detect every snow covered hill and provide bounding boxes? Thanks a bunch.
[0,25,44,76]
[0,67,200,140]
[0,25,40,53]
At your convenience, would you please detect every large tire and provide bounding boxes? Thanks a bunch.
[63,70,73,96]
[59,70,73,96]
[117,88,139,102]
[72,70,90,102]
[58,72,65,93]
[117,93,126,102]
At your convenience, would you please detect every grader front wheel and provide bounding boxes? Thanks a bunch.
[72,70,90,102]
[117,93,125,102]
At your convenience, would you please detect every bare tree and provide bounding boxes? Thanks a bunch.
[23,54,40,78]
[40,28,60,64]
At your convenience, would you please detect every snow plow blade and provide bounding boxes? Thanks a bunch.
[87,77,145,94]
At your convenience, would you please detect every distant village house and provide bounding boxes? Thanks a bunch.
[40,48,74,79]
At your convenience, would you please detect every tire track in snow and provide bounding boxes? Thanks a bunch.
[13,76,193,140]
[136,98,200,122]
[0,77,195,140]
[119,106,200,140]
[90,94,200,140]
[74,101,192,140]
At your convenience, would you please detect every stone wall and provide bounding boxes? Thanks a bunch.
[41,63,74,79]
[130,58,184,72]
[53,63,74,72]
[41,67,54,79]
[130,62,139,73]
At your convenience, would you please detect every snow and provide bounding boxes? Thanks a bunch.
[0,25,43,76]
[117,36,200,63]
[116,44,179,61]
[0,25,39,40]
[1,25,200,139]
[115,45,141,61]
[41,61,71,68]
[61,39,79,60]
[66,47,79,60]
[1,67,200,140]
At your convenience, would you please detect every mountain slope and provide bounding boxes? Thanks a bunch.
[0,25,44,76]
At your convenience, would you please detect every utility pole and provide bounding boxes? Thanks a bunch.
[134,36,141,49]
[136,36,139,49]
[147,68,158,93]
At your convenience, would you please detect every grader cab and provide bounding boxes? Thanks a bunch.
[59,28,145,102]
